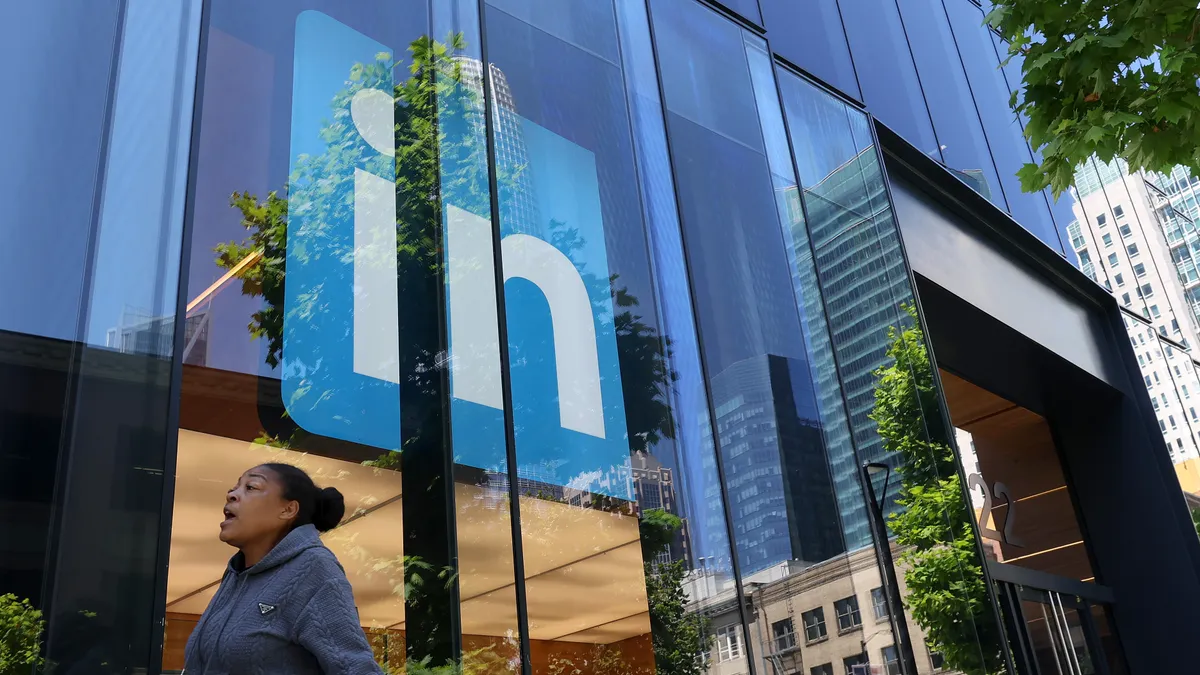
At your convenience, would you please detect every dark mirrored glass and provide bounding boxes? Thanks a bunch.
[0,2,203,674]
[898,0,1006,209]
[993,33,1087,264]
[760,0,860,100]
[170,3,494,672]
[615,0,741,612]
[717,0,763,25]
[780,70,1011,675]
[483,0,727,670]
[837,0,941,160]
[650,1,897,673]
[0,4,125,630]
[945,0,1062,253]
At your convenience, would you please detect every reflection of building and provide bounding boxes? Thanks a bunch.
[1066,157,1200,464]
[945,167,991,202]
[631,451,691,564]
[797,147,912,550]
[705,354,844,575]
[454,57,540,237]
[699,546,951,675]
[106,306,210,365]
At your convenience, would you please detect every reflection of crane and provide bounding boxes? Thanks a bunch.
[181,248,263,363]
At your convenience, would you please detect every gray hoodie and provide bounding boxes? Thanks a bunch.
[183,524,383,674]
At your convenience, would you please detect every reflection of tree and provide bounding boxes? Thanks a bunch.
[0,594,44,675]
[219,32,485,672]
[216,25,680,675]
[640,509,710,675]
[871,306,1002,675]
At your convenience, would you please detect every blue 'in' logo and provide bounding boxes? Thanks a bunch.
[285,11,631,499]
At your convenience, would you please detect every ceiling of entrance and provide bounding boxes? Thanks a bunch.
[167,430,650,643]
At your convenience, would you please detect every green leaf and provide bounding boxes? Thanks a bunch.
[1083,125,1108,144]
[1018,162,1050,193]
[1159,98,1191,124]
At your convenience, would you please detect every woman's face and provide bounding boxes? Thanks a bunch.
[220,466,297,548]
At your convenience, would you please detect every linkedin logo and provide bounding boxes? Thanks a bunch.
[285,11,630,499]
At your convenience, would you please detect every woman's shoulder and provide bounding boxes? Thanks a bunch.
[290,541,348,585]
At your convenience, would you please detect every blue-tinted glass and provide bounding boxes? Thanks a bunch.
[651,0,853,580]
[747,36,865,556]
[0,3,204,674]
[779,70,1010,675]
[898,0,1005,207]
[651,0,763,151]
[0,2,123,341]
[992,31,1081,261]
[838,0,940,159]
[485,0,692,666]
[614,0,738,587]
[485,0,619,62]
[946,0,1063,252]
[717,0,763,25]
[760,0,860,99]
[175,3,473,671]
[779,74,911,546]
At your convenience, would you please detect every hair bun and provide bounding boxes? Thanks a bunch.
[311,486,346,532]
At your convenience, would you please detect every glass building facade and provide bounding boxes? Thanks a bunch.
[2,1,1190,675]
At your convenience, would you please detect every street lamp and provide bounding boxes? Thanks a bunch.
[861,461,919,675]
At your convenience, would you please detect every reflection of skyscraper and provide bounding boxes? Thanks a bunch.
[106,305,210,365]
[946,167,992,202]
[454,58,540,237]
[632,451,690,564]
[704,354,843,575]
[795,146,912,550]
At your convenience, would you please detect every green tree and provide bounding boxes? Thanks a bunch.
[216,26,679,675]
[871,307,1004,675]
[0,594,44,675]
[1191,506,1200,538]
[987,0,1200,196]
[639,508,710,675]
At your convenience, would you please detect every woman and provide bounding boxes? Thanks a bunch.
[184,463,382,674]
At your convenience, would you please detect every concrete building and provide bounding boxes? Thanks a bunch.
[698,546,949,675]
[1066,158,1200,464]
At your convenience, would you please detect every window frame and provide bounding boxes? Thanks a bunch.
[870,586,889,620]
[802,607,828,643]
[715,623,744,663]
[772,617,797,652]
[834,595,863,632]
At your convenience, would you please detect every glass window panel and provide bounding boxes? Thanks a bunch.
[838,0,940,160]
[718,0,763,25]
[760,0,860,99]
[482,1,744,671]
[779,70,1010,675]
[168,3,521,673]
[0,0,122,621]
[0,2,123,341]
[652,0,863,573]
[651,0,764,152]
[945,0,1062,252]
[650,4,896,675]
[989,31,1080,260]
[0,3,202,673]
[614,0,739,604]
[897,0,1005,208]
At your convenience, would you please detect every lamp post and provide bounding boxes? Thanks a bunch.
[861,461,919,675]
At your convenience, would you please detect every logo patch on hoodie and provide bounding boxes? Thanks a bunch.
[258,603,276,616]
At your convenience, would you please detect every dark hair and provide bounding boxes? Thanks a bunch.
[259,463,345,532]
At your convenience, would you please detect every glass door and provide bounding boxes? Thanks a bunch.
[997,581,1126,675]
[1019,590,1096,675]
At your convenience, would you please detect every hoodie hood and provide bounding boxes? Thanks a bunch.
[230,524,324,575]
